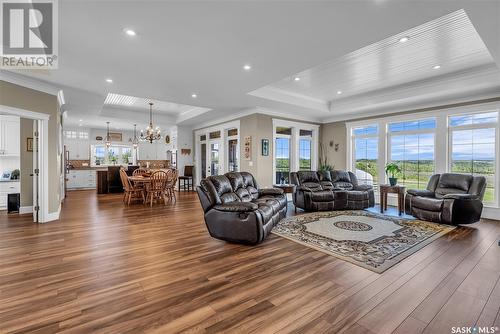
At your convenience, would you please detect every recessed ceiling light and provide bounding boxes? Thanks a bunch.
[105,78,113,83]
[79,119,82,122]
[243,64,252,71]
[124,29,136,36]
[337,91,342,95]
[433,65,441,70]
[191,93,197,98]
[399,36,409,43]
[294,77,300,81]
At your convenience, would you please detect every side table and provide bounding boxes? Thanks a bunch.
[379,184,406,215]
[273,184,296,194]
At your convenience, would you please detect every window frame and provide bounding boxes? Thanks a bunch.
[387,118,437,190]
[346,102,499,209]
[90,143,134,167]
[272,119,319,184]
[351,124,379,188]
[447,110,498,205]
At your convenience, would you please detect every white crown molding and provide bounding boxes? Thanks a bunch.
[0,70,60,95]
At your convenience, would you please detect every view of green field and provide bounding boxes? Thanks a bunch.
[356,159,495,202]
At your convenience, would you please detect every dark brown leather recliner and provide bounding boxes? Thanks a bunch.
[290,170,375,211]
[196,172,287,244]
[405,173,486,225]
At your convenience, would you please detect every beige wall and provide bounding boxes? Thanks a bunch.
[320,121,347,170]
[20,118,34,207]
[0,81,60,214]
[239,114,275,187]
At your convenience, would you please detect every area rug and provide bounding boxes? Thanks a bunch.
[272,210,455,273]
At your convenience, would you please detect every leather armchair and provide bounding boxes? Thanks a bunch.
[290,170,375,211]
[196,172,287,244]
[405,173,486,225]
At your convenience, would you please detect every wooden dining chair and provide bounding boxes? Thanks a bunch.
[120,169,145,205]
[133,168,148,176]
[145,170,168,207]
[164,169,178,203]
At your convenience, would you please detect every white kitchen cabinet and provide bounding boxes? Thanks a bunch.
[138,142,168,160]
[66,170,96,189]
[67,139,90,160]
[0,115,20,156]
[0,181,20,210]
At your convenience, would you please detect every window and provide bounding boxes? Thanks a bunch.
[65,130,76,139]
[389,119,436,189]
[78,131,89,139]
[275,136,291,183]
[91,144,132,166]
[227,128,238,172]
[450,111,498,203]
[352,125,378,187]
[299,129,312,171]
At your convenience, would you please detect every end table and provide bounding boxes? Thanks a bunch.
[273,184,296,194]
[379,184,406,215]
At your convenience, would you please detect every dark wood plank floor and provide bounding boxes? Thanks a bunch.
[0,190,499,333]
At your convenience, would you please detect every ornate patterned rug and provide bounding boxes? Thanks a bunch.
[272,210,455,273]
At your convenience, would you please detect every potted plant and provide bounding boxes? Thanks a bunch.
[385,162,401,186]
[318,143,334,174]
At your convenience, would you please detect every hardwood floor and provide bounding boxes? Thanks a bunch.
[0,190,499,333]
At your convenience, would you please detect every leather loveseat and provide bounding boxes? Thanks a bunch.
[290,170,375,211]
[405,173,486,225]
[196,172,287,244]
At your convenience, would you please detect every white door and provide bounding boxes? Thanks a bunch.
[33,120,39,222]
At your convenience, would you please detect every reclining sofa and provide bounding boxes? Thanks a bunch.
[290,170,375,211]
[405,173,486,225]
[196,172,287,244]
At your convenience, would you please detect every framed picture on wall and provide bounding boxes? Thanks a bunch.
[261,139,269,156]
[27,137,34,152]
[244,136,252,160]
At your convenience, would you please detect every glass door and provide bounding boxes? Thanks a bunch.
[208,141,221,176]
[200,142,207,179]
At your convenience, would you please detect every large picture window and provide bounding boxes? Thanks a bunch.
[346,103,500,210]
[275,130,291,183]
[389,119,436,189]
[449,111,498,203]
[91,144,132,166]
[352,125,378,187]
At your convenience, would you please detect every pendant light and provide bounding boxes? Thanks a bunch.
[132,124,139,148]
[105,121,111,148]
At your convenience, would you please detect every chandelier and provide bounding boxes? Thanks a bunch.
[105,121,111,148]
[140,102,161,143]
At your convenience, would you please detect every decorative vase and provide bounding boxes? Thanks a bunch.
[389,177,398,186]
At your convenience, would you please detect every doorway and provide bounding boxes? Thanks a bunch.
[0,105,49,222]
[194,120,240,184]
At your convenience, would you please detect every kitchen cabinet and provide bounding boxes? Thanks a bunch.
[66,170,96,189]
[138,142,168,160]
[67,139,90,160]
[0,116,20,156]
[0,181,20,210]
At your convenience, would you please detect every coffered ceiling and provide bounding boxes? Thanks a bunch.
[1,1,499,129]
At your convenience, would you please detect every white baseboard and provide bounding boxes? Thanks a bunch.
[41,204,61,223]
[19,206,33,214]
